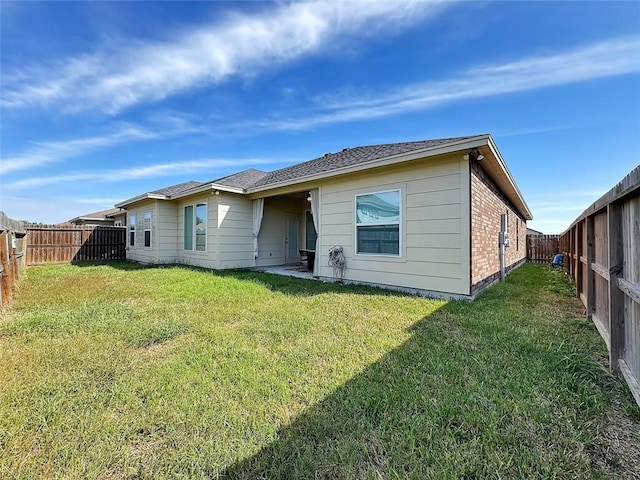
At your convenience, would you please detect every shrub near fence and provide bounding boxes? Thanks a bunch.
[26,225,126,265]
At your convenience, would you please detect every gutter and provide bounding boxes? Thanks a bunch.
[115,193,166,208]
[172,183,245,199]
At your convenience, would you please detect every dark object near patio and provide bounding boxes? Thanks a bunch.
[551,253,563,268]
[299,249,315,272]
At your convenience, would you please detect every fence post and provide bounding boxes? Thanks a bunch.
[576,222,583,299]
[572,226,577,280]
[11,245,19,283]
[608,202,624,373]
[586,216,595,320]
[0,232,11,305]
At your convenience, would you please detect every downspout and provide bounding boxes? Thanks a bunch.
[499,213,510,281]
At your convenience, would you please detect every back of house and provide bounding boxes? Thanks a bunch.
[116,134,532,299]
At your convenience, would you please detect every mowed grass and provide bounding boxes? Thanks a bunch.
[1,262,637,479]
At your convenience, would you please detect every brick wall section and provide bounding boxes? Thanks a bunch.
[470,161,527,295]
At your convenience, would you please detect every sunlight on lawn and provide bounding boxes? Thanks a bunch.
[0,263,636,479]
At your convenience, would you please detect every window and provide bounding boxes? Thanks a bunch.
[356,189,401,256]
[184,206,193,250]
[129,214,136,246]
[195,203,207,251]
[184,203,207,251]
[143,211,152,247]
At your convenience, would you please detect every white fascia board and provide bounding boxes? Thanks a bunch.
[247,135,490,194]
[172,183,245,199]
[105,211,126,218]
[486,137,533,220]
[115,193,165,208]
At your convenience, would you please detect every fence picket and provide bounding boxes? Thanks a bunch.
[526,234,560,265]
[559,165,640,407]
[26,226,126,265]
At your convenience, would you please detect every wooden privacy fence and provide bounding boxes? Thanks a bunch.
[0,211,27,307]
[560,165,640,407]
[526,234,560,264]
[26,225,126,265]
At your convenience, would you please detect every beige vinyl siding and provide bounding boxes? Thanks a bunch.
[156,201,178,263]
[112,213,126,227]
[256,197,305,267]
[217,193,253,269]
[125,200,158,264]
[177,196,219,269]
[318,154,470,295]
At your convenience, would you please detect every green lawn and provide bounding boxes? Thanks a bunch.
[0,262,637,479]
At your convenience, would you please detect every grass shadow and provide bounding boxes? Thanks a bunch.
[70,260,416,298]
[70,259,153,270]
[212,268,415,298]
[220,269,628,479]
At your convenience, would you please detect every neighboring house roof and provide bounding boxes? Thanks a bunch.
[527,227,544,235]
[116,180,202,207]
[115,134,532,220]
[69,207,124,224]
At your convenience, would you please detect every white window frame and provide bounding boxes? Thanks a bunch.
[355,188,402,257]
[184,205,194,251]
[129,214,136,247]
[143,211,152,248]
[183,202,207,252]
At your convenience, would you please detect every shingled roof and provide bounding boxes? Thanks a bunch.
[68,208,125,223]
[116,136,484,204]
[209,169,269,189]
[69,207,123,223]
[250,136,483,189]
[150,180,203,196]
[116,134,531,220]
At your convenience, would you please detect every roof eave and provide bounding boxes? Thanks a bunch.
[247,135,490,194]
[172,183,245,199]
[485,136,533,220]
[115,193,166,208]
[105,210,126,218]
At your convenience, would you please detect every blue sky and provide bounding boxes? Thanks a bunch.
[1,1,639,233]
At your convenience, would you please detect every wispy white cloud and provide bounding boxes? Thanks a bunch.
[120,158,274,180]
[494,124,583,138]
[527,217,575,235]
[4,158,276,190]
[0,125,157,175]
[76,198,124,205]
[527,191,605,215]
[0,194,118,225]
[529,204,588,214]
[0,196,53,224]
[0,116,206,175]
[2,1,449,114]
[550,190,607,199]
[256,36,640,130]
